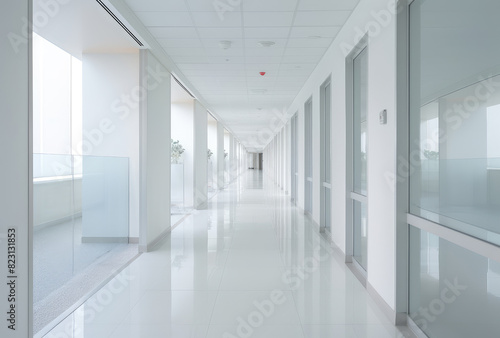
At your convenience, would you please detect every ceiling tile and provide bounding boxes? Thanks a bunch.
[205,47,245,57]
[282,54,322,64]
[287,37,333,48]
[242,0,298,12]
[244,38,288,48]
[244,27,291,39]
[245,47,285,57]
[206,56,246,64]
[283,47,326,56]
[158,38,203,48]
[201,38,244,49]
[293,11,351,27]
[197,27,243,39]
[279,63,316,70]
[125,0,189,11]
[170,55,208,63]
[245,63,281,71]
[164,47,206,56]
[186,0,242,12]
[243,12,294,27]
[289,26,341,38]
[178,63,246,71]
[148,27,199,39]
[135,11,193,27]
[245,56,283,64]
[298,0,360,11]
[192,11,242,27]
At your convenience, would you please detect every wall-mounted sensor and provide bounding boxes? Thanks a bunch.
[379,109,387,125]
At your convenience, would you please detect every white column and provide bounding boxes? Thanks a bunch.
[193,101,208,209]
[217,121,225,190]
[139,51,171,252]
[0,1,31,336]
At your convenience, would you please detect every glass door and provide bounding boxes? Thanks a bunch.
[321,79,332,233]
[304,99,313,215]
[291,114,298,204]
[351,47,368,271]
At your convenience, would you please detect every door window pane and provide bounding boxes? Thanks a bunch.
[353,48,368,195]
[409,0,500,246]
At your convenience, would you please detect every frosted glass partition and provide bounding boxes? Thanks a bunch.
[353,200,367,270]
[409,226,500,337]
[411,157,500,244]
[33,153,82,178]
[409,0,500,246]
[81,155,129,245]
[171,163,184,208]
[33,154,129,308]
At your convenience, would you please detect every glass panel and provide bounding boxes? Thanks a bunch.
[409,0,500,246]
[33,154,76,305]
[80,156,129,270]
[171,163,184,209]
[409,226,500,337]
[305,100,313,178]
[324,188,331,232]
[305,100,313,214]
[325,83,332,184]
[353,48,368,195]
[353,200,367,270]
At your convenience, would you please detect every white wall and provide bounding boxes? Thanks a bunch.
[171,101,195,207]
[82,52,140,238]
[266,0,399,314]
[0,1,31,336]
[139,50,171,251]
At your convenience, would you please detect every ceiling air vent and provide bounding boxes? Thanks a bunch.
[95,0,144,47]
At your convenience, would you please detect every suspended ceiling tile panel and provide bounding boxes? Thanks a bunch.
[244,27,291,39]
[135,11,193,26]
[125,0,189,12]
[298,0,360,11]
[192,12,242,27]
[289,26,341,38]
[186,0,240,12]
[148,27,199,39]
[287,37,333,48]
[197,28,244,39]
[283,47,328,56]
[242,0,298,12]
[158,38,203,48]
[294,11,352,27]
[243,12,295,27]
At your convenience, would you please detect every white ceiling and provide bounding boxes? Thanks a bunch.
[124,0,360,151]
[119,0,359,150]
[33,0,140,58]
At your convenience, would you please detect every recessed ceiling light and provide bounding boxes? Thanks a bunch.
[219,40,232,49]
[257,41,275,48]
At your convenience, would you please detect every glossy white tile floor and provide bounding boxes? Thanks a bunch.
[43,171,414,338]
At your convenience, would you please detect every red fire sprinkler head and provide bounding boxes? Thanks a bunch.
[259,72,266,76]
